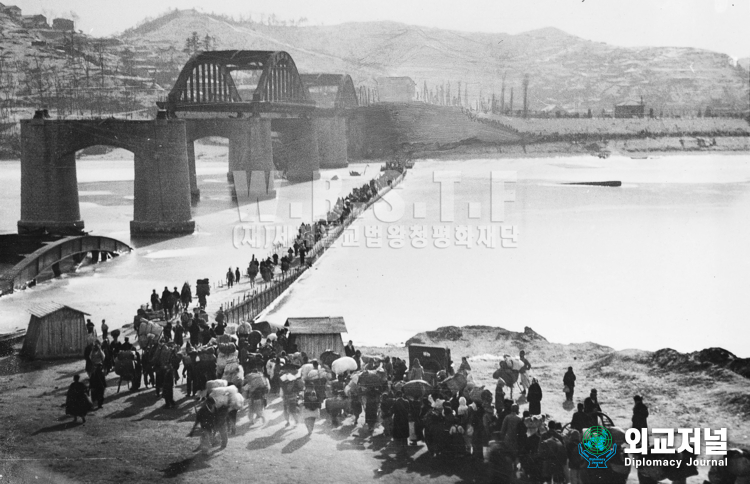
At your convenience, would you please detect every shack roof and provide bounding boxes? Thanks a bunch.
[615,100,644,107]
[285,317,347,335]
[27,302,90,318]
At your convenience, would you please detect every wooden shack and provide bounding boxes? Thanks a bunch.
[285,317,347,359]
[21,302,89,359]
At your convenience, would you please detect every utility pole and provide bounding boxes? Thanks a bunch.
[500,72,506,115]
[522,74,529,118]
[509,87,514,116]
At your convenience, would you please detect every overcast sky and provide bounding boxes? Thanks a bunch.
[13,0,750,58]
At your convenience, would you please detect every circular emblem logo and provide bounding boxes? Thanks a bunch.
[582,426,613,456]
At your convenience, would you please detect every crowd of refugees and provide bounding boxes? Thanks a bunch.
[66,169,405,427]
[221,171,401,290]
[68,304,655,484]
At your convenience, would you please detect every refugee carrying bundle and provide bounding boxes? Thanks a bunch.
[503,356,525,372]
[243,373,269,399]
[210,385,239,409]
[138,320,162,346]
[359,370,386,389]
[464,384,485,403]
[237,321,252,336]
[221,361,244,388]
[442,373,467,394]
[217,349,237,376]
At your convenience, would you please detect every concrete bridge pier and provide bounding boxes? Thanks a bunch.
[228,118,276,200]
[315,116,348,168]
[18,121,84,235]
[131,121,195,235]
[273,118,321,182]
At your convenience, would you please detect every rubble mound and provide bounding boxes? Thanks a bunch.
[405,325,548,347]
[649,347,750,380]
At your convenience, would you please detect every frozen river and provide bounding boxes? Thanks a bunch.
[1,145,750,357]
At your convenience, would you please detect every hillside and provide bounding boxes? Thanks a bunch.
[0,10,161,123]
[120,9,750,114]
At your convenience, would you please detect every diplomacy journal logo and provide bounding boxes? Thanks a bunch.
[579,426,617,469]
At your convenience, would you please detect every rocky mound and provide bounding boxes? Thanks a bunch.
[648,347,750,380]
[405,325,548,347]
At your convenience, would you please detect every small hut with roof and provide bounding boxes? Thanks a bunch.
[21,302,90,359]
[284,317,347,359]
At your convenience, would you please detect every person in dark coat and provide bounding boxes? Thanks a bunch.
[180,282,192,308]
[527,378,543,415]
[391,391,410,454]
[163,322,173,342]
[201,325,212,345]
[563,367,576,401]
[570,403,587,434]
[226,268,234,288]
[588,388,602,412]
[161,287,173,319]
[162,366,175,408]
[631,395,649,430]
[235,267,241,284]
[150,289,161,310]
[196,397,228,453]
[89,364,107,409]
[121,337,133,352]
[364,386,380,431]
[66,375,91,423]
[189,320,201,347]
[344,340,356,358]
[86,319,95,334]
[173,324,184,348]
[392,358,407,382]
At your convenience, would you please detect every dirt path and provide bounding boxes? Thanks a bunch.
[0,355,486,484]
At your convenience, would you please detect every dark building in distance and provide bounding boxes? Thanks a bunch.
[53,18,75,31]
[615,100,646,118]
[376,77,416,103]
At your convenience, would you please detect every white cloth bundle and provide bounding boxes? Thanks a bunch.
[210,385,239,409]
[229,391,245,411]
[300,363,314,380]
[331,357,357,375]
[206,379,228,394]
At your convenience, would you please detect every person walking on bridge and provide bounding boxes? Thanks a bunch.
[226,267,235,288]
[150,289,161,311]
[180,282,192,309]
[161,287,173,319]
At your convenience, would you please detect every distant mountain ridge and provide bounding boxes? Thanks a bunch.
[120,9,749,113]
